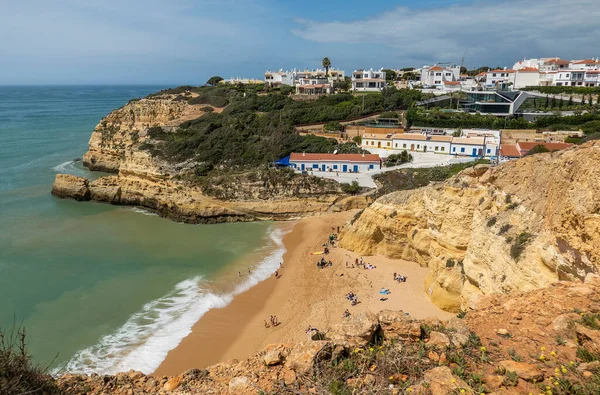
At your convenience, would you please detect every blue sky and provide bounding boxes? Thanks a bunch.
[0,0,598,85]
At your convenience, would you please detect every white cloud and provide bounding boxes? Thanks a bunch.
[292,0,600,67]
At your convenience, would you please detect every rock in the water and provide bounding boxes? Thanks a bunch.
[51,174,91,201]
[328,312,379,348]
[498,360,544,382]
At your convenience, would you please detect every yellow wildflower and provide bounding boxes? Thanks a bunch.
[551,351,556,357]
[561,366,567,374]
[569,361,575,365]
[541,347,546,351]
[540,354,545,361]
[480,346,487,352]
[451,379,456,383]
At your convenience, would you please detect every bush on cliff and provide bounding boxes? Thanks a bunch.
[0,325,59,394]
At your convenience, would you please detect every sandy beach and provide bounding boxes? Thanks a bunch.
[154,211,452,376]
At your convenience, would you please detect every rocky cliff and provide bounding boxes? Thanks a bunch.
[56,275,600,394]
[53,93,364,223]
[340,142,600,311]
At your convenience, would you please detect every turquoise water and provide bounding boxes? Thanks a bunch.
[0,86,285,374]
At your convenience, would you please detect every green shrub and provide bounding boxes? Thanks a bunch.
[525,145,550,155]
[340,181,360,195]
[0,325,60,394]
[487,217,497,227]
[498,224,511,235]
[510,232,533,261]
[324,121,343,132]
[385,150,413,167]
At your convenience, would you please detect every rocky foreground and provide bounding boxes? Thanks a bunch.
[57,274,600,394]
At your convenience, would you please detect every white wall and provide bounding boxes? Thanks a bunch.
[290,161,379,173]
[513,72,540,89]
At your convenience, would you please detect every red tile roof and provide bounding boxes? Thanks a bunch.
[444,81,461,85]
[428,66,444,71]
[546,59,569,65]
[573,59,599,65]
[290,153,380,162]
[489,69,515,73]
[517,142,572,152]
[500,144,520,157]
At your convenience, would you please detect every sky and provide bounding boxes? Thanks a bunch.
[0,0,599,85]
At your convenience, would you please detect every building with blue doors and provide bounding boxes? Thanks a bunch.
[289,153,381,173]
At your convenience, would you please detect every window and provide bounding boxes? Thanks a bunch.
[486,148,491,154]
[371,141,375,145]
[387,142,390,147]
[441,147,445,152]
[394,143,398,148]
[435,146,439,151]
[452,147,456,152]
[403,144,407,148]
[369,164,374,169]
[493,73,497,77]
[460,147,465,153]
[333,165,338,170]
[417,145,420,149]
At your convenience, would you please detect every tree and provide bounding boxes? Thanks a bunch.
[382,69,397,81]
[206,76,223,86]
[568,95,574,106]
[558,98,563,109]
[460,66,467,74]
[333,78,351,92]
[526,145,550,155]
[589,94,594,106]
[545,95,549,108]
[550,97,556,108]
[352,135,362,145]
[341,181,360,195]
[322,57,331,76]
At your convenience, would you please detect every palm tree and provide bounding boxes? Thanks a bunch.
[322,57,331,76]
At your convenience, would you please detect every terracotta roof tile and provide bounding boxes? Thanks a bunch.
[444,81,461,85]
[500,144,520,157]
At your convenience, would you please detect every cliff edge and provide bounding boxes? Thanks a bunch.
[340,141,600,311]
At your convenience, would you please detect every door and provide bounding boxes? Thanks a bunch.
[342,165,348,172]
[410,144,415,151]
[423,145,427,153]
[321,164,326,171]
[478,149,483,157]
[472,148,477,156]
[377,142,381,148]
[353,165,359,173]
[301,164,305,171]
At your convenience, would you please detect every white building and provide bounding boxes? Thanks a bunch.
[352,69,387,92]
[264,68,345,86]
[295,77,332,95]
[219,77,263,85]
[486,69,515,89]
[420,65,460,88]
[289,153,381,173]
[510,57,600,87]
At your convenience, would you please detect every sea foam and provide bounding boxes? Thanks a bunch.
[53,225,288,376]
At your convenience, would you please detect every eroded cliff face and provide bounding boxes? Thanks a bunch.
[54,94,359,223]
[340,142,600,311]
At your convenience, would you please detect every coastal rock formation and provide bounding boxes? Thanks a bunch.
[52,93,358,223]
[56,276,600,394]
[340,142,600,311]
[51,174,91,201]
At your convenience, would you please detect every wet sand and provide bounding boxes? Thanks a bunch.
[154,211,452,376]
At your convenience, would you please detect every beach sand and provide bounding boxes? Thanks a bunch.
[153,211,452,376]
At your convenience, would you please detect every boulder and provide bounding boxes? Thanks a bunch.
[423,366,469,395]
[51,174,91,201]
[577,361,600,372]
[228,376,250,391]
[575,323,600,354]
[378,310,422,341]
[451,333,469,348]
[163,376,181,391]
[483,374,505,389]
[445,317,470,336]
[285,341,332,374]
[498,360,544,382]
[427,331,450,349]
[328,312,379,348]
[263,349,282,366]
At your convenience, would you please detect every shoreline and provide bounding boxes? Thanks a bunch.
[154,210,452,376]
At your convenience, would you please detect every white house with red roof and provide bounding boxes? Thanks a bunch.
[510,57,600,87]
[420,65,460,88]
[289,153,381,173]
[485,68,515,89]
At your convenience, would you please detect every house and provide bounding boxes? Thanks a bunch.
[420,65,460,88]
[450,137,489,157]
[352,69,387,92]
[289,153,381,173]
[264,68,345,86]
[511,67,540,89]
[295,77,332,95]
[485,69,515,89]
[219,77,263,85]
[361,134,395,150]
[463,90,529,116]
[443,81,462,91]
[499,141,572,161]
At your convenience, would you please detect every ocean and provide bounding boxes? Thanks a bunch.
[0,86,288,375]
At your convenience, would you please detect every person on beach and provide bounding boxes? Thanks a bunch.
[359,257,363,265]
[248,268,251,275]
[280,262,283,268]
[274,270,279,279]
[238,271,241,277]
[337,226,340,234]
[264,320,270,328]
[343,309,351,318]
[393,272,397,281]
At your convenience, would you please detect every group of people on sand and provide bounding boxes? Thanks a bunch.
[274,262,284,279]
[348,257,376,270]
[346,292,359,306]
[316,257,333,269]
[264,315,280,328]
[393,273,407,283]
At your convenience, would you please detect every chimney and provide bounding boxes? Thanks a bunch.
[302,152,305,156]
[362,153,365,157]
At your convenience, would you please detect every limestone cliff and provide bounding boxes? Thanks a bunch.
[53,93,362,223]
[340,142,600,311]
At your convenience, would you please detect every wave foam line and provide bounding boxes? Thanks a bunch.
[54,225,289,376]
